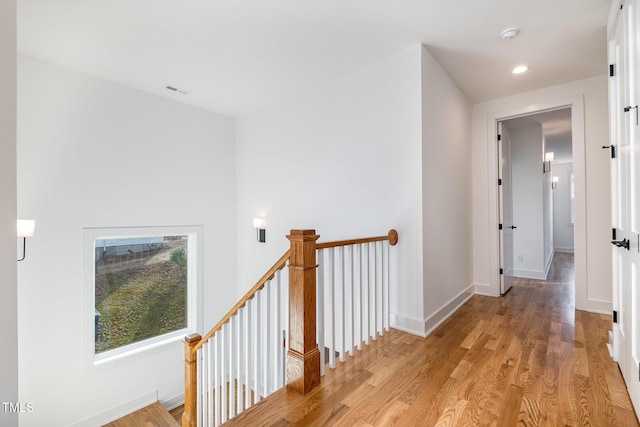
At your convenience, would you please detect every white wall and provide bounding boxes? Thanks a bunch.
[0,1,18,426]
[472,75,611,313]
[509,122,548,279]
[236,45,425,332]
[553,162,575,252]
[17,56,236,426]
[420,46,473,334]
[236,45,472,337]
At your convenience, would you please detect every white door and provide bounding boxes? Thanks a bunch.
[610,0,640,413]
[498,122,515,294]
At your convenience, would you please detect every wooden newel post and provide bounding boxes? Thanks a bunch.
[183,333,201,427]
[286,229,321,394]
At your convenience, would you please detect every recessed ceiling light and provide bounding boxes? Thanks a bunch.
[512,65,529,74]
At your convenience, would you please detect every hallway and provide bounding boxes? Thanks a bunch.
[227,253,638,426]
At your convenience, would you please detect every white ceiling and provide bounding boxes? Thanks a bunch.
[17,0,612,117]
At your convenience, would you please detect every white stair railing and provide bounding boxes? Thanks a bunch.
[183,251,290,427]
[316,232,396,374]
[183,229,397,427]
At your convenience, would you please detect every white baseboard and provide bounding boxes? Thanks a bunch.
[162,392,184,411]
[423,285,475,337]
[473,282,496,297]
[390,313,427,337]
[391,284,475,338]
[69,390,157,427]
[554,247,574,253]
[513,268,547,280]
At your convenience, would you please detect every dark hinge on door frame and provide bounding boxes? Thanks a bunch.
[500,268,503,275]
[603,145,617,158]
[610,64,616,77]
[497,134,502,142]
[499,224,503,230]
[613,310,618,323]
[498,178,502,186]
[624,105,639,125]
[613,228,617,240]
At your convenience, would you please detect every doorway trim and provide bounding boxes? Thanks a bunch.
[486,95,592,310]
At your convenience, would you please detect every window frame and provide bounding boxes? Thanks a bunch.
[82,225,203,374]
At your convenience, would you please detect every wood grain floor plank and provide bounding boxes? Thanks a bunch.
[219,253,639,426]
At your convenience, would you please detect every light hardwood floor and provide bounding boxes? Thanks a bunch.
[223,253,639,426]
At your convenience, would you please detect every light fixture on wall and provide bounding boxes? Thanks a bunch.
[17,219,36,262]
[552,176,559,190]
[253,218,266,243]
[543,152,554,173]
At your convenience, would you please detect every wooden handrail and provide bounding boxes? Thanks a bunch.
[193,249,291,351]
[315,229,398,250]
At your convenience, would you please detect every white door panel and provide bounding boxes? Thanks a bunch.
[498,122,515,294]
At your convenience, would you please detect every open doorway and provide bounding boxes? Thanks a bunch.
[498,107,574,297]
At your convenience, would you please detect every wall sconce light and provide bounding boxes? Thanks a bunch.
[17,219,36,262]
[543,152,554,173]
[253,218,266,243]
[552,176,559,190]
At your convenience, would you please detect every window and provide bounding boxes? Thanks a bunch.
[83,226,202,371]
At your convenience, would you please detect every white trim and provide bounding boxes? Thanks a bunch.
[69,390,157,427]
[486,95,590,309]
[422,285,475,337]
[81,225,204,375]
[544,249,554,279]
[162,392,185,412]
[390,313,426,337]
[392,284,475,337]
[473,283,494,296]
[513,269,549,280]
[554,247,575,253]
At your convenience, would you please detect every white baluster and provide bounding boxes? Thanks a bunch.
[283,266,289,385]
[198,344,205,427]
[377,241,383,336]
[317,249,326,375]
[244,299,252,410]
[275,271,282,389]
[356,244,363,351]
[213,333,219,426]
[229,317,235,418]
[236,308,242,414]
[349,245,355,356]
[254,292,260,402]
[383,242,389,332]
[364,243,371,345]
[339,246,345,363]
[220,325,226,423]
[205,342,212,427]
[264,282,271,396]
[328,248,336,369]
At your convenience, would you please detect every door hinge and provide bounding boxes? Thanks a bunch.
[624,105,639,125]
[500,268,504,275]
[603,145,617,159]
[498,178,502,186]
[613,310,618,323]
[613,228,617,240]
[499,223,503,230]
[610,64,616,77]
[497,134,502,142]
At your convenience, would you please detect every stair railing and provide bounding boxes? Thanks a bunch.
[183,229,397,427]
[316,229,398,374]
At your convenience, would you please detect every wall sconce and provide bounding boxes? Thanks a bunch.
[552,176,559,190]
[253,218,266,243]
[543,152,554,173]
[17,219,36,262]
